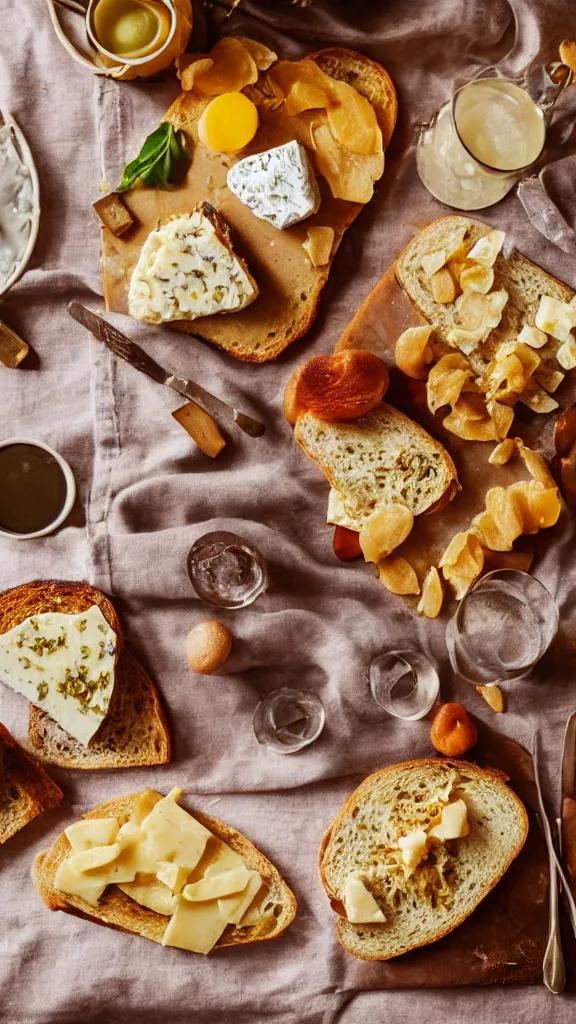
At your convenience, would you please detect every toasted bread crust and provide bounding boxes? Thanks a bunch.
[34,790,297,950]
[0,723,63,843]
[0,580,122,643]
[319,758,529,961]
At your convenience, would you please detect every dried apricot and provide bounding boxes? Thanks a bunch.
[431,703,478,757]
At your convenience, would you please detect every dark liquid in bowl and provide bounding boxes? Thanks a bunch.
[0,443,68,535]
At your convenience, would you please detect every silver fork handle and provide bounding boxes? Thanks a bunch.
[543,831,565,994]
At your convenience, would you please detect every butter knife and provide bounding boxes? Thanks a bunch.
[67,302,265,439]
[561,711,576,891]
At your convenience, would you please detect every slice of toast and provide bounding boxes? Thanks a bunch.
[0,580,170,770]
[101,46,397,362]
[395,215,574,380]
[0,722,63,843]
[295,402,459,530]
[28,649,171,770]
[34,790,296,950]
[319,758,528,961]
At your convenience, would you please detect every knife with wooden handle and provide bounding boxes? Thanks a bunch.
[67,302,265,439]
[561,711,576,886]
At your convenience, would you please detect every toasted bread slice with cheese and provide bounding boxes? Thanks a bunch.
[395,215,575,405]
[0,722,63,843]
[295,403,459,531]
[34,790,296,950]
[0,581,170,770]
[101,45,397,362]
[320,759,528,961]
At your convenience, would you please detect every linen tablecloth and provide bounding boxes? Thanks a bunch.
[2,1,576,1020]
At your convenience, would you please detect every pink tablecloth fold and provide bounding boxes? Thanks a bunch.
[1,1,576,1021]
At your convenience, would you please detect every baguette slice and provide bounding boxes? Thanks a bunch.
[0,722,63,843]
[395,215,574,374]
[295,403,459,530]
[34,790,296,950]
[319,759,529,961]
[0,580,170,770]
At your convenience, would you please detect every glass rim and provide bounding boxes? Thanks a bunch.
[452,568,558,641]
[451,76,546,175]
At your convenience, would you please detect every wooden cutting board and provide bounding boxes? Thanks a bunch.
[353,726,576,989]
[100,90,362,362]
[335,268,576,583]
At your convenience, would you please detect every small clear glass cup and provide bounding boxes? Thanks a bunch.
[416,63,572,210]
[253,688,325,754]
[446,569,558,688]
[187,531,268,609]
[369,649,440,720]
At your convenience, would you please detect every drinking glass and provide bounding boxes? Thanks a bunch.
[446,569,558,687]
[252,688,325,753]
[369,649,440,720]
[416,63,572,210]
[187,531,268,609]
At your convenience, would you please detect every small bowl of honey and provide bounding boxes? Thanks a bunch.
[45,0,193,80]
[0,438,76,540]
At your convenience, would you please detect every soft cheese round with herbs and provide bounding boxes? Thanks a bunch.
[128,204,259,324]
[227,140,321,230]
[0,605,116,746]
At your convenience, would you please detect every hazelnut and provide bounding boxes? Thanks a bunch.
[431,703,478,757]
[186,620,232,675]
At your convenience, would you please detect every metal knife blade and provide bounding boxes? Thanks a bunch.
[68,302,265,439]
[561,711,576,888]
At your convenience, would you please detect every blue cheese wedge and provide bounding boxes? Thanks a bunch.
[128,204,258,324]
[0,605,116,746]
[226,140,321,230]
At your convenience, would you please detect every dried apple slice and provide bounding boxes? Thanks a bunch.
[439,530,484,599]
[325,79,381,156]
[395,325,434,381]
[515,440,556,488]
[426,353,474,413]
[177,56,214,92]
[417,567,444,618]
[378,556,420,595]
[443,396,498,441]
[473,510,511,552]
[360,505,414,563]
[286,80,331,116]
[485,486,524,546]
[268,58,331,98]
[236,36,278,71]
[192,38,258,96]
[312,123,384,203]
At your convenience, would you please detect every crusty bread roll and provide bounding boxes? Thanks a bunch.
[295,350,389,422]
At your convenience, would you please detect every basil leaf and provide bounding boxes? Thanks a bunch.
[117,122,190,193]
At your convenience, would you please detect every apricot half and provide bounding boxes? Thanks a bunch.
[431,702,478,757]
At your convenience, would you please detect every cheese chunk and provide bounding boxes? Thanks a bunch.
[183,865,250,902]
[421,250,447,278]
[67,843,121,873]
[54,858,107,907]
[128,207,258,324]
[65,818,119,853]
[429,799,470,840]
[0,605,116,746]
[227,141,321,230]
[119,877,178,916]
[467,229,505,268]
[343,876,386,924]
[156,861,190,895]
[218,870,262,925]
[398,828,428,869]
[518,324,547,349]
[142,789,212,870]
[198,92,258,154]
[557,337,576,370]
[327,487,358,530]
[162,895,229,954]
[535,295,576,342]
